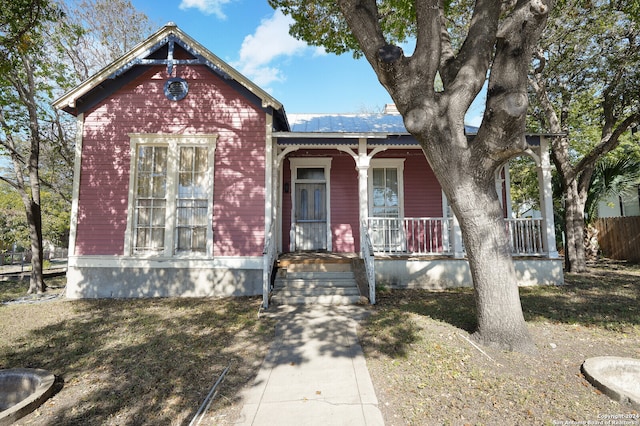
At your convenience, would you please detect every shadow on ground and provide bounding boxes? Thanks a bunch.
[1,297,275,425]
[364,262,640,359]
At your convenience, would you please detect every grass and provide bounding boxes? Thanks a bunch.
[0,285,275,425]
[1,261,639,425]
[360,260,640,425]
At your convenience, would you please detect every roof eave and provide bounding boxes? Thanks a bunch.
[53,23,282,113]
[273,132,405,139]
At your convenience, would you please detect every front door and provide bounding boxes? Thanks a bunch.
[295,181,327,250]
[290,159,331,251]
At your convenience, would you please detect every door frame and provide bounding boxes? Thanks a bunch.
[289,157,332,251]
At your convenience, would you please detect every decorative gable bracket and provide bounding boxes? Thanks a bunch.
[108,34,233,81]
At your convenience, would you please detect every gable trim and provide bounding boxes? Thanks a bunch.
[54,23,282,114]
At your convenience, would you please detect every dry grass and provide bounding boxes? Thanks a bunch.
[0,287,275,425]
[361,261,640,425]
[2,261,639,425]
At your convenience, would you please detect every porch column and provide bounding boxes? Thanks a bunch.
[452,215,465,258]
[357,139,370,235]
[337,139,386,252]
[443,192,464,258]
[537,137,559,258]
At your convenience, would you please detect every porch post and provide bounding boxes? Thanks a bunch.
[357,138,370,236]
[537,136,559,258]
[263,115,274,308]
[452,215,464,258]
[443,191,464,258]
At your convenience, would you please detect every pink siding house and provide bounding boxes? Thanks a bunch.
[55,24,563,303]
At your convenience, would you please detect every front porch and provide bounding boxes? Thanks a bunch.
[264,228,564,308]
[260,113,563,308]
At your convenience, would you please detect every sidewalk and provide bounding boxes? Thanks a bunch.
[235,304,384,426]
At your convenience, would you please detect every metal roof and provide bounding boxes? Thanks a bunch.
[287,113,480,135]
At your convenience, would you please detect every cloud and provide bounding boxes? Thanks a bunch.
[179,0,233,19]
[234,10,310,87]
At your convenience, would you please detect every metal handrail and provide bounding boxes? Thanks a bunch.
[360,221,376,304]
[262,221,277,308]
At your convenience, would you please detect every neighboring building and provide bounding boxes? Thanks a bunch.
[597,186,640,218]
[55,24,563,304]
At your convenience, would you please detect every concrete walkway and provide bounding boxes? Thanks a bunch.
[235,305,384,426]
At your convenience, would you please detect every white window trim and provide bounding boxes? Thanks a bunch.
[124,134,217,258]
[368,158,405,218]
[289,157,332,251]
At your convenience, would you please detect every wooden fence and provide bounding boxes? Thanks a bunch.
[594,217,640,263]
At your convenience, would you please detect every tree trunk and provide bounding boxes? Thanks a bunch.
[438,159,535,353]
[563,180,587,273]
[26,199,45,294]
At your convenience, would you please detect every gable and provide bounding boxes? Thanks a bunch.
[54,23,288,130]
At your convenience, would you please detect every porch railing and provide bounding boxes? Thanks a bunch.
[367,217,545,256]
[505,217,544,255]
[360,221,376,304]
[367,217,452,255]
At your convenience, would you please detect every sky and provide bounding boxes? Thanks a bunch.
[127,1,483,124]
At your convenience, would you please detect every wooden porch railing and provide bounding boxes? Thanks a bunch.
[367,217,545,256]
[505,218,544,255]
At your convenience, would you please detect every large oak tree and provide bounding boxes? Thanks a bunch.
[270,0,554,352]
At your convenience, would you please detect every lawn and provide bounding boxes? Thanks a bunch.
[361,261,640,425]
[1,261,639,425]
[0,281,275,425]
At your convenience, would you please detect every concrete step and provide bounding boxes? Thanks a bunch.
[277,271,355,280]
[275,287,360,297]
[280,262,352,273]
[270,294,363,305]
[272,266,362,306]
[274,280,357,289]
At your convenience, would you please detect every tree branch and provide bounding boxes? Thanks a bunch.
[575,112,640,177]
[476,0,553,161]
[411,0,442,94]
[440,0,502,109]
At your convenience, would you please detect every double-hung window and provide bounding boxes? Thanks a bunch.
[125,134,217,257]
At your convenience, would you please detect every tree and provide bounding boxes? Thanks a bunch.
[0,0,62,293]
[529,0,640,272]
[0,0,154,293]
[55,0,156,82]
[270,0,554,353]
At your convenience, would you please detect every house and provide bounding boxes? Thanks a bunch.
[55,24,563,305]
[597,186,640,218]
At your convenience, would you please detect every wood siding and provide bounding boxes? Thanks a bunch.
[76,65,266,257]
[281,149,441,253]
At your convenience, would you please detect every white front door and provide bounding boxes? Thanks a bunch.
[290,158,332,251]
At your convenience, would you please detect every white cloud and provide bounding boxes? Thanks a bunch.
[234,10,310,87]
[179,0,233,19]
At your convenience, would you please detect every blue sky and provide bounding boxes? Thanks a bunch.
[129,0,484,125]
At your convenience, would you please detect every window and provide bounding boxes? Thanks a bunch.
[368,159,404,218]
[134,146,168,253]
[125,134,217,257]
[368,159,405,251]
[371,167,399,218]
